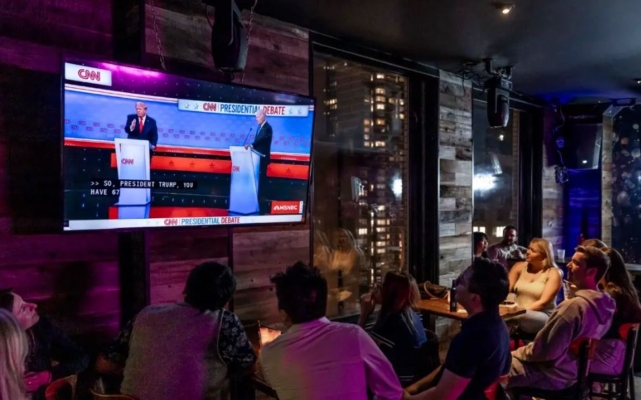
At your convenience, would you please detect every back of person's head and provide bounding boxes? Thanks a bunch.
[467,258,509,310]
[0,289,14,312]
[183,262,236,312]
[473,232,488,247]
[0,309,28,400]
[503,225,517,235]
[379,271,419,318]
[582,238,607,249]
[270,262,327,324]
[603,248,641,321]
[576,245,610,283]
[529,238,558,268]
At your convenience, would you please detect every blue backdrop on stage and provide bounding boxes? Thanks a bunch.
[64,90,314,155]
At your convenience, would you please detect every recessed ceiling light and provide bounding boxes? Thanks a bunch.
[493,2,514,15]
[635,78,641,84]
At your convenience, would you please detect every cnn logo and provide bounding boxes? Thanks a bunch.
[121,158,134,165]
[78,69,101,81]
[164,219,179,226]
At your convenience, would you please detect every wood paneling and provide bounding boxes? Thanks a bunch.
[541,108,564,249]
[438,71,472,282]
[601,107,614,246]
[143,0,311,325]
[0,0,118,347]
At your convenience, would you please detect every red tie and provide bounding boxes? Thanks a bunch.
[139,117,144,133]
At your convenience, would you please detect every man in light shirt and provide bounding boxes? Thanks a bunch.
[260,262,403,400]
[487,225,527,270]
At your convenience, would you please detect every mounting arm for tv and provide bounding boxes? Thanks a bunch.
[483,58,513,79]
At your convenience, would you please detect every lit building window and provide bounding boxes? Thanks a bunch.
[377,249,386,254]
[375,119,385,126]
[376,104,385,110]
[473,226,486,233]
[364,141,371,147]
[364,119,370,125]
[399,113,405,119]
[375,88,386,95]
[376,241,388,247]
[364,127,370,133]
[399,99,405,105]
[376,227,388,233]
[376,96,386,103]
[358,228,368,236]
[376,73,385,79]
[376,184,385,189]
[364,135,370,140]
[389,98,396,104]
[494,226,506,238]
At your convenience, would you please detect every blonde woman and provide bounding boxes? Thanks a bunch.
[0,308,29,400]
[508,238,563,334]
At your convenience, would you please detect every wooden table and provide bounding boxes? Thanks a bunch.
[417,298,526,321]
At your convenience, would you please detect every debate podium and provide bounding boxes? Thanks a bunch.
[229,145,264,215]
[114,138,151,207]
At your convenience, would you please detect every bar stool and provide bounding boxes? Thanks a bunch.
[511,337,594,400]
[589,323,639,400]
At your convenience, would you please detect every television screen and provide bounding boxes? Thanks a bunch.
[62,59,315,231]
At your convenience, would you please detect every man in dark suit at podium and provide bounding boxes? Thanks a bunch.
[245,109,272,213]
[124,102,158,158]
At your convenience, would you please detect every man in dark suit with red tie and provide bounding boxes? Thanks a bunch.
[124,102,158,158]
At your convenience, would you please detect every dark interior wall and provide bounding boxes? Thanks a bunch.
[564,169,601,250]
[0,0,120,345]
[609,107,641,262]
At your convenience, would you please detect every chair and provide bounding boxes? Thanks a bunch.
[589,323,639,400]
[90,389,137,400]
[511,337,595,400]
[45,375,77,400]
[484,375,508,400]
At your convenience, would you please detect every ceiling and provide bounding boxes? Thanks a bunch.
[255,0,641,102]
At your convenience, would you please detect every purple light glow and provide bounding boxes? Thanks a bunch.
[100,62,162,78]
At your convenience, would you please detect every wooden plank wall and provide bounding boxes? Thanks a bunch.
[0,0,121,346]
[601,106,614,246]
[541,108,564,250]
[143,0,311,324]
[436,70,472,346]
[438,70,473,284]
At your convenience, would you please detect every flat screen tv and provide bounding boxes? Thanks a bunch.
[62,59,315,231]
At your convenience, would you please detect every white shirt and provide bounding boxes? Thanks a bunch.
[260,317,403,400]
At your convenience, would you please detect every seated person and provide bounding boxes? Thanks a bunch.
[0,289,90,400]
[590,247,641,375]
[507,238,562,334]
[472,232,489,258]
[487,225,527,270]
[358,271,429,386]
[260,262,403,400]
[0,308,29,400]
[96,262,256,400]
[404,258,511,400]
[508,246,616,391]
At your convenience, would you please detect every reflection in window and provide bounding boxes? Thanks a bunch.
[313,54,409,318]
[473,101,520,244]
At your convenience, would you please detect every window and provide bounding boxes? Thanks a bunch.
[473,100,520,242]
[313,54,409,318]
[473,226,486,233]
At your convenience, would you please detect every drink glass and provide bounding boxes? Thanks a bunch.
[557,249,565,261]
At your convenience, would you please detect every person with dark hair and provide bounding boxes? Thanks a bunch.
[260,262,403,400]
[96,262,256,400]
[487,225,527,270]
[0,289,89,400]
[405,258,511,400]
[591,247,641,375]
[508,246,616,391]
[358,271,429,386]
[472,232,489,258]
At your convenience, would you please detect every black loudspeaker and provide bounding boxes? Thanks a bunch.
[485,77,512,128]
[555,123,602,170]
[211,0,248,73]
